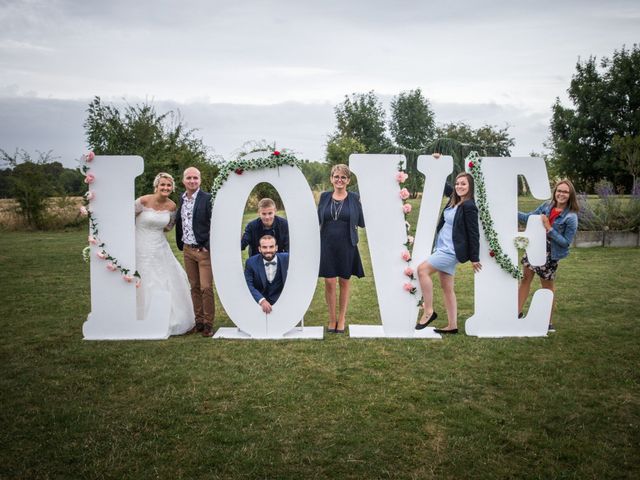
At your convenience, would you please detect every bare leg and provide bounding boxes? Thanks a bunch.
[337,277,351,331]
[438,271,457,330]
[324,278,337,329]
[518,267,535,316]
[417,261,438,325]
[540,278,556,325]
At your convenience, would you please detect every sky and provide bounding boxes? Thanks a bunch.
[1,0,639,168]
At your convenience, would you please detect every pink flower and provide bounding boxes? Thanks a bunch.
[106,263,117,271]
[399,188,410,200]
[85,151,95,162]
[85,190,95,201]
[96,251,107,260]
[401,250,411,262]
[395,171,408,183]
[403,282,415,292]
[407,235,414,245]
[273,150,280,156]
[402,203,412,214]
[84,173,95,184]
[136,279,142,288]
[88,235,98,245]
[123,274,134,283]
[404,267,414,277]
[79,206,89,216]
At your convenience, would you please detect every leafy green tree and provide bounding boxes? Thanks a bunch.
[389,88,436,150]
[325,135,366,166]
[612,135,640,192]
[0,149,55,228]
[332,91,390,153]
[549,44,640,191]
[84,97,218,197]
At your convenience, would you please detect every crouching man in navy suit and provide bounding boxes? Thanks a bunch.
[244,235,289,314]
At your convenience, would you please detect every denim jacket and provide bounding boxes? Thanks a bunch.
[518,202,578,261]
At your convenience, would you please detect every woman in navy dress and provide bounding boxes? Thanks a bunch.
[415,172,482,334]
[318,164,365,334]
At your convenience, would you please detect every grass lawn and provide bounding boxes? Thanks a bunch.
[1,208,639,478]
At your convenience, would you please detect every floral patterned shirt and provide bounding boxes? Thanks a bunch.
[181,189,200,246]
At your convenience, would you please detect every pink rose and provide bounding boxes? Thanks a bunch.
[395,171,408,183]
[402,203,412,214]
[84,173,95,184]
[85,151,95,162]
[399,188,410,200]
[403,282,415,292]
[79,206,89,216]
[96,251,107,260]
[88,235,98,245]
[136,279,142,288]
[85,190,95,201]
[401,250,411,262]
[106,263,117,271]
[404,267,414,277]
[407,235,414,245]
[123,274,134,283]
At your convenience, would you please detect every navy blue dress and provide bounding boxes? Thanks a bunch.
[318,195,365,279]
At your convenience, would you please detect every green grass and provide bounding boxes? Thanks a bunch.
[1,215,639,478]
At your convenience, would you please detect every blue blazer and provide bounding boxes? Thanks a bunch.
[436,199,480,263]
[317,191,365,246]
[241,216,290,257]
[244,252,289,304]
[176,190,212,251]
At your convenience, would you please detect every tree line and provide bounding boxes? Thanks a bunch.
[3,43,637,229]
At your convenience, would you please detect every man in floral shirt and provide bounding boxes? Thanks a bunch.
[176,167,214,337]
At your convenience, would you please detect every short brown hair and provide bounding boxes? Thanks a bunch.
[330,164,351,178]
[258,198,276,210]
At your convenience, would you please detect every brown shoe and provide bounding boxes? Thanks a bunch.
[186,323,204,335]
[201,324,213,337]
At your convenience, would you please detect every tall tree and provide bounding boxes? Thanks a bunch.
[84,97,218,196]
[389,88,436,150]
[332,91,390,152]
[549,44,640,191]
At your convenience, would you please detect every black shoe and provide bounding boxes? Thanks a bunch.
[434,328,458,334]
[335,328,345,334]
[416,311,437,330]
[518,312,524,319]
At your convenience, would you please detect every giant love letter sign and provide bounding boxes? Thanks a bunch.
[210,152,322,339]
[350,154,553,338]
[83,154,553,340]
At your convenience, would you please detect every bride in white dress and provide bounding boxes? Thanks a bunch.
[135,172,195,335]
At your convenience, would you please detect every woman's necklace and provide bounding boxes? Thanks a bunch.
[331,198,345,221]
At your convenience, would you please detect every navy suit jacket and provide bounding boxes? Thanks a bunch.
[176,189,212,251]
[244,252,289,305]
[241,216,289,257]
[436,199,480,263]
[317,191,365,247]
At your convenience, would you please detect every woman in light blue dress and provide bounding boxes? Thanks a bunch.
[415,172,482,334]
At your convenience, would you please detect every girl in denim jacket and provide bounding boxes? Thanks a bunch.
[517,179,579,332]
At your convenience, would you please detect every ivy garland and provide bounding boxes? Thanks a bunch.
[210,150,301,205]
[80,152,141,285]
[466,151,523,279]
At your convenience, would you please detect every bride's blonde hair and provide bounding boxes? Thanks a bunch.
[153,172,174,192]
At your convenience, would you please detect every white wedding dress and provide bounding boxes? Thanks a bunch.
[135,200,195,335]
